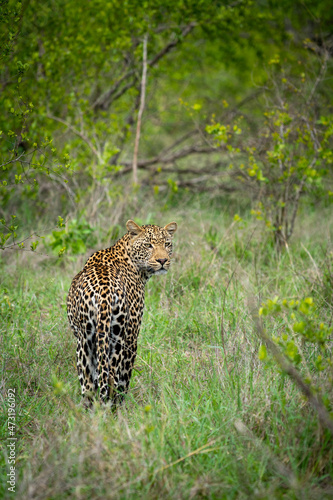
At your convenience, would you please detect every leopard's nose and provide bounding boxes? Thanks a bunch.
[156,258,167,266]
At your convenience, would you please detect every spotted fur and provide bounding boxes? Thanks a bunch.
[67,220,177,406]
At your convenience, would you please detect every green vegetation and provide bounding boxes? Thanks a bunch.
[1,0,333,498]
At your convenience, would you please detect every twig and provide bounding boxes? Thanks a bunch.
[300,243,320,280]
[132,34,148,185]
[154,439,216,474]
[1,231,43,252]
[0,151,28,169]
[49,173,76,208]
[47,114,102,163]
[287,175,306,240]
[234,419,297,485]
[159,130,197,156]
[306,50,329,106]
[107,79,137,108]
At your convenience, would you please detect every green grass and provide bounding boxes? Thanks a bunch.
[1,200,333,499]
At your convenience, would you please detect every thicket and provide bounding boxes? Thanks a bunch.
[1,0,333,497]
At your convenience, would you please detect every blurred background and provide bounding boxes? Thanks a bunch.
[1,0,332,250]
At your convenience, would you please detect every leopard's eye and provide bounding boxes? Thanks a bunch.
[145,243,153,249]
[165,241,172,248]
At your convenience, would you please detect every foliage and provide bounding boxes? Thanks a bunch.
[2,0,332,222]
[259,295,333,413]
[206,62,333,248]
[45,218,97,256]
[0,1,72,250]
[247,63,333,248]
[0,0,22,61]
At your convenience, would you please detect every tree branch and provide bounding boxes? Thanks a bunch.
[91,69,135,111]
[122,144,220,169]
[153,179,237,193]
[148,22,196,68]
[92,22,196,111]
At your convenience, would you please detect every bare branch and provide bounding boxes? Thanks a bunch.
[176,175,233,190]
[141,171,237,193]
[152,161,228,175]
[132,34,148,185]
[113,157,225,178]
[122,144,220,169]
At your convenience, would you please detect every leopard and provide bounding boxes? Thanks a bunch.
[67,219,177,407]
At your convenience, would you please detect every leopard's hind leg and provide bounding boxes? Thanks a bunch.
[76,333,97,407]
[96,303,113,404]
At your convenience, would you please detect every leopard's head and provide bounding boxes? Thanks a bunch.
[126,220,177,277]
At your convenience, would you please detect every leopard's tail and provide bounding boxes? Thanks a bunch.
[96,302,112,403]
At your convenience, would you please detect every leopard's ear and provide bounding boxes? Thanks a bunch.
[164,222,177,237]
[126,220,143,236]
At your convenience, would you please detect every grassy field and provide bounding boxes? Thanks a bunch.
[1,195,333,499]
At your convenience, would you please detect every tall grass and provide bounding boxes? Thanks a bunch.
[1,197,332,499]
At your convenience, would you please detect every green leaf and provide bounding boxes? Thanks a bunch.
[258,344,267,360]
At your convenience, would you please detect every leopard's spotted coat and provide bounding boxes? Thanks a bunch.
[67,220,177,406]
